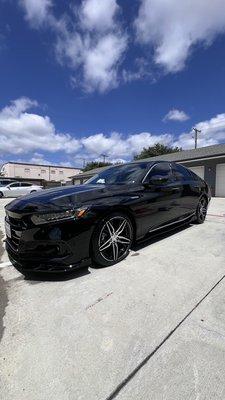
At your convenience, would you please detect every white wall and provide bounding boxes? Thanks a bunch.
[1,163,81,182]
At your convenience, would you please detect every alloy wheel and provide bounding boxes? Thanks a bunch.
[197,197,207,222]
[98,216,132,262]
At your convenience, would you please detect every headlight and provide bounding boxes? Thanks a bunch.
[31,207,89,225]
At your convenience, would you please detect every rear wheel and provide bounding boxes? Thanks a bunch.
[92,212,133,267]
[30,190,36,193]
[195,197,208,224]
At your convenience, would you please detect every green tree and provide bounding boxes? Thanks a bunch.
[134,143,182,160]
[83,161,112,172]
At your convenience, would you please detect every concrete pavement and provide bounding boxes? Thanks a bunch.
[0,198,225,400]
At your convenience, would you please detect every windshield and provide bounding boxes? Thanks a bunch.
[85,163,150,185]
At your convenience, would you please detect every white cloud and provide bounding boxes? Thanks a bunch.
[82,34,127,92]
[164,109,190,122]
[122,58,153,83]
[0,97,80,156]
[81,131,173,160]
[20,0,127,93]
[135,0,225,73]
[56,31,127,92]
[79,0,119,32]
[20,0,52,27]
[29,152,52,165]
[1,98,225,165]
[1,97,38,117]
[18,0,225,90]
[175,113,225,149]
[55,4,127,93]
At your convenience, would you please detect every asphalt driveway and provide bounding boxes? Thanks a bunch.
[0,197,225,400]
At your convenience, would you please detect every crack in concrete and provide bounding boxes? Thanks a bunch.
[105,274,225,400]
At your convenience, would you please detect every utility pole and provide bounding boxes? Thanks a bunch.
[192,127,201,149]
[101,154,109,163]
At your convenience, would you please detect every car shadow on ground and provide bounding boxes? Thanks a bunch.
[24,267,91,284]
[133,222,195,253]
[23,222,195,283]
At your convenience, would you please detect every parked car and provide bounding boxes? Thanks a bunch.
[0,182,43,198]
[5,161,211,275]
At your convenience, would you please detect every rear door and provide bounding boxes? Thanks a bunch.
[20,182,32,195]
[171,163,200,216]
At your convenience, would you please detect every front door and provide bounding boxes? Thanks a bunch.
[7,182,21,197]
[137,162,182,235]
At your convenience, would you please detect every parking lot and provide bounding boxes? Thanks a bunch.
[0,197,225,400]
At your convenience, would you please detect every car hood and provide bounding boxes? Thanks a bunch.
[5,184,142,214]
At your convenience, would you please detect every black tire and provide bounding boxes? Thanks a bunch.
[30,190,36,193]
[195,196,208,224]
[0,192,3,198]
[91,212,134,267]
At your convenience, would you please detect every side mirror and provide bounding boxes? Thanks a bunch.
[6,185,11,189]
[144,175,169,187]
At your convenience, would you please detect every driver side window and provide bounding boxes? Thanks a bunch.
[145,163,172,185]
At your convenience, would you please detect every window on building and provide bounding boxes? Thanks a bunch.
[51,170,56,174]
[59,171,63,174]
[41,170,46,174]
[24,168,30,173]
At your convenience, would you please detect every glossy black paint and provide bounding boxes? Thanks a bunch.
[5,161,211,273]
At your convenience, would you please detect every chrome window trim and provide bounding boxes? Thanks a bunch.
[141,162,173,184]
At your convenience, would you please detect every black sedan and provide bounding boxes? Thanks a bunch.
[5,161,211,275]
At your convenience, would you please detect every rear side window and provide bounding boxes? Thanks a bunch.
[172,164,192,181]
[21,183,32,187]
[188,170,201,181]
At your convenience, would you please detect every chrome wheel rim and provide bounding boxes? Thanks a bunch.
[98,217,132,262]
[198,198,207,222]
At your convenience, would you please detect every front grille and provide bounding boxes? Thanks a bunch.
[5,212,27,252]
[8,215,27,230]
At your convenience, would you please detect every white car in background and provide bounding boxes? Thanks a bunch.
[0,182,43,198]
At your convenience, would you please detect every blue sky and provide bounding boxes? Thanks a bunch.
[1,0,225,167]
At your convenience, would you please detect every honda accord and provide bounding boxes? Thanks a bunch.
[5,161,211,275]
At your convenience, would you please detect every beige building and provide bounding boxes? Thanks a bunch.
[0,162,81,183]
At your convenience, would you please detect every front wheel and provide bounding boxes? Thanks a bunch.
[195,197,208,224]
[91,212,134,267]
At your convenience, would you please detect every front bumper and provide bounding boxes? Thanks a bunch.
[5,214,94,273]
[6,240,91,273]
